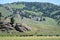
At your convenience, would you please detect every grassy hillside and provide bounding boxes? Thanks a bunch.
[0,2,60,36]
[0,17,60,36]
[22,17,60,36]
[23,10,43,16]
[0,7,12,16]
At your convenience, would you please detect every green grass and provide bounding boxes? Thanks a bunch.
[0,7,12,16]
[0,13,60,36]
[0,17,60,36]
[0,36,60,40]
[22,17,60,35]
[2,17,57,36]
[51,10,60,16]
[23,10,43,16]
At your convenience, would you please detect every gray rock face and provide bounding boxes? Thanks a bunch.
[14,24,24,32]
[14,23,32,32]
[24,26,32,31]
[0,22,32,33]
[0,23,14,33]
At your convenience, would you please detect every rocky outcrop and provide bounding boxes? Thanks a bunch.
[14,23,32,32]
[0,22,14,33]
[0,10,32,33]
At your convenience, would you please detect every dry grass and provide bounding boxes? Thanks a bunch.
[0,36,60,40]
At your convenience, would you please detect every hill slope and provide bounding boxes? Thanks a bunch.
[0,2,60,36]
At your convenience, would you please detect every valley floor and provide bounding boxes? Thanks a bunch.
[0,36,60,40]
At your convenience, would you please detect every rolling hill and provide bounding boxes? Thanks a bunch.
[0,2,60,36]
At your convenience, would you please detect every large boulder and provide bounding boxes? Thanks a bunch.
[14,23,32,32]
[21,23,32,31]
[0,23,14,33]
[24,25,32,31]
[14,23,25,32]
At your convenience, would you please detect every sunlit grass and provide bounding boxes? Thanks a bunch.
[0,36,60,40]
